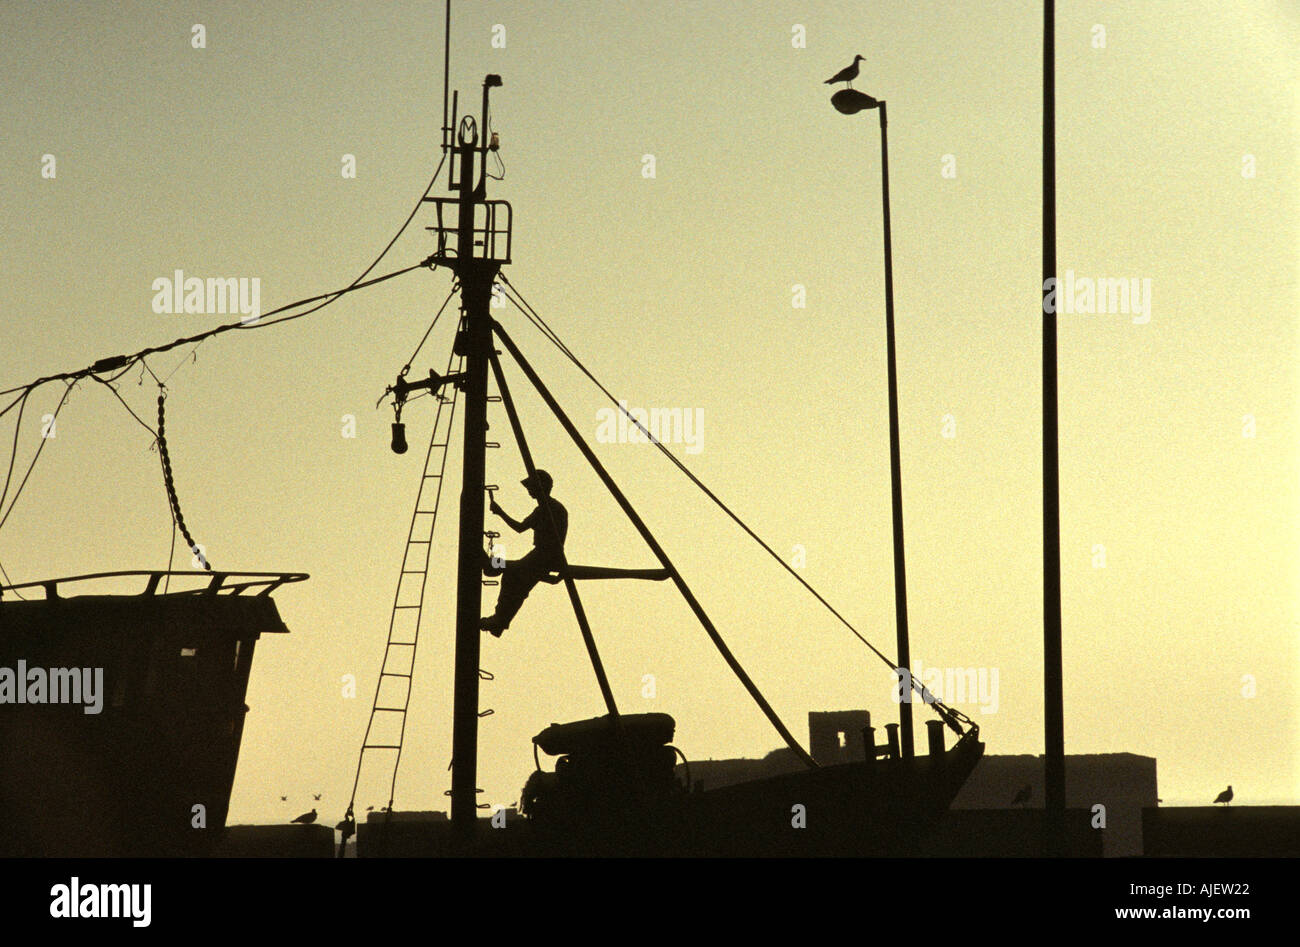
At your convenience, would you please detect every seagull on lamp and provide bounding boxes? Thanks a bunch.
[1213,785,1233,806]
[825,55,866,89]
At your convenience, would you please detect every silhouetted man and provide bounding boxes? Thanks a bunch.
[480,469,567,637]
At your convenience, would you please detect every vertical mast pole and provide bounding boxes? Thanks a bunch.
[1042,0,1066,854]
[448,86,499,839]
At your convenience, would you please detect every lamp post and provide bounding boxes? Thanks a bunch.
[1042,0,1066,857]
[831,88,913,759]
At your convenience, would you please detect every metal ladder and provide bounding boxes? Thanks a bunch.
[345,342,465,824]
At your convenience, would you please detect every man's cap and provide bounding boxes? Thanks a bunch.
[521,469,553,494]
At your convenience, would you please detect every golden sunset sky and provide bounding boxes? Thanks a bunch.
[1,1,1295,826]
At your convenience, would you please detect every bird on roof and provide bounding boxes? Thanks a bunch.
[1213,785,1233,806]
[825,55,866,89]
[291,808,317,824]
[1011,784,1032,807]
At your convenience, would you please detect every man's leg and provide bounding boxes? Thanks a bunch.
[481,553,549,634]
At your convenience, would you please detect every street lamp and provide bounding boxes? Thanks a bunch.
[830,86,913,759]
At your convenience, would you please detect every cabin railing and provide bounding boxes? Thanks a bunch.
[0,570,308,601]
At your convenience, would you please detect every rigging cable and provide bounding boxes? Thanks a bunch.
[399,279,460,377]
[1,156,450,597]
[0,388,32,519]
[496,276,973,733]
[1,153,448,403]
[0,262,427,404]
[156,393,210,571]
[0,380,76,537]
[253,152,449,333]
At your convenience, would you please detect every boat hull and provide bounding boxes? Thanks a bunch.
[358,728,984,857]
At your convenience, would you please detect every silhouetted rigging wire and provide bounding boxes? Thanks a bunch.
[249,152,450,334]
[0,389,35,597]
[156,393,210,571]
[0,152,449,403]
[399,279,460,376]
[0,389,32,519]
[0,263,426,406]
[0,559,23,598]
[140,357,165,388]
[0,157,451,598]
[0,380,76,537]
[91,376,158,440]
[496,276,973,730]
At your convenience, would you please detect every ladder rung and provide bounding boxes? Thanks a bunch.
[487,395,502,402]
[373,706,407,712]
[364,744,402,750]
[486,442,501,448]
[423,473,442,479]
[482,580,498,586]
[431,442,447,448]
[393,605,421,610]
[400,569,425,575]
[408,539,430,545]
[386,641,417,647]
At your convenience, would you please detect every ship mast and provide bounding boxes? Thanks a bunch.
[438,79,506,839]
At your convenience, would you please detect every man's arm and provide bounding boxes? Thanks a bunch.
[489,496,527,532]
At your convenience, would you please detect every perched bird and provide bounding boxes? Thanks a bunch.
[825,55,866,89]
[365,805,374,812]
[1011,784,1032,808]
[312,793,322,801]
[291,808,318,824]
[1213,785,1233,806]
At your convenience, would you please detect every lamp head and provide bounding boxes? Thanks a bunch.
[831,89,881,114]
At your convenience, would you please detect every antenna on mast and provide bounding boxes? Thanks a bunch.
[441,0,451,154]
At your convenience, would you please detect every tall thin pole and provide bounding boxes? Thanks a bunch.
[877,101,914,759]
[441,1,451,150]
[1042,0,1066,854]
[448,109,499,838]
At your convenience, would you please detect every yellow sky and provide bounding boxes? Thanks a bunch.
[0,1,1296,825]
